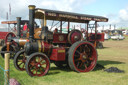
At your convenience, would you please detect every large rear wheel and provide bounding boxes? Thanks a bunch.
[25,52,50,77]
[68,41,97,72]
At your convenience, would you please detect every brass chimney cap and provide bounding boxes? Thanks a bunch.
[16,17,21,19]
[28,5,36,9]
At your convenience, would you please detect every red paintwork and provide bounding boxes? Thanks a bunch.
[41,41,52,52]
[53,33,68,43]
[0,32,9,39]
[50,48,65,61]
[88,33,104,42]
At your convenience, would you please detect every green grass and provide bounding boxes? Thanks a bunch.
[0,36,128,85]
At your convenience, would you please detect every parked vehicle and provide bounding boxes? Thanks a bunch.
[12,5,108,77]
[111,34,125,40]
[0,20,30,59]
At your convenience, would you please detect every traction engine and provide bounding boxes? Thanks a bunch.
[0,17,42,59]
[13,5,98,77]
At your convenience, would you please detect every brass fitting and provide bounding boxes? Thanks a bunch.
[28,5,36,9]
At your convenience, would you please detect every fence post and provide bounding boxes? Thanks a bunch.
[4,53,10,85]
[4,42,10,85]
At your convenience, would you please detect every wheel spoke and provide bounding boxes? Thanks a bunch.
[84,63,87,69]
[39,67,44,73]
[35,69,38,75]
[30,65,35,70]
[18,60,23,62]
[76,62,80,68]
[30,61,36,66]
[40,58,44,62]
[41,62,46,65]
[38,57,41,62]
[76,50,81,55]
[18,62,23,66]
[41,66,46,70]
[84,45,90,53]
[32,69,36,73]
[22,63,25,68]
[74,54,79,57]
[23,55,26,58]
[75,58,80,61]
[85,60,89,64]
[79,62,83,68]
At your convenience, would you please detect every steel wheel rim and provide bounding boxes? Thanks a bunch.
[28,54,50,76]
[73,42,97,72]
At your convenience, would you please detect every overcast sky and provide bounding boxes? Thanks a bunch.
[0,0,128,28]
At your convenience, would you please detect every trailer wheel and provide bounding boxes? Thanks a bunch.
[54,61,69,68]
[0,45,16,59]
[25,52,50,77]
[14,49,26,71]
[68,41,97,72]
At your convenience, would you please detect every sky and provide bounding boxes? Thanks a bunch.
[0,0,128,29]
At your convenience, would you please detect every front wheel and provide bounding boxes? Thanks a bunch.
[14,49,26,71]
[68,41,98,72]
[25,52,50,77]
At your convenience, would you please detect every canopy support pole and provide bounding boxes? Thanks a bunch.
[94,21,97,47]
[41,19,44,28]
[60,20,62,33]
[86,21,89,40]
[44,14,47,26]
[68,21,70,33]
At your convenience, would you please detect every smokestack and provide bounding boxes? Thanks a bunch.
[28,5,36,41]
[17,17,21,38]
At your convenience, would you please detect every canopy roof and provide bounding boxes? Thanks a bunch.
[35,8,108,23]
[1,20,29,25]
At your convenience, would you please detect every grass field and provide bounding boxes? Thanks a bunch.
[0,36,128,85]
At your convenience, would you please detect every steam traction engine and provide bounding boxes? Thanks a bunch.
[0,19,29,59]
[14,5,108,76]
[0,18,42,59]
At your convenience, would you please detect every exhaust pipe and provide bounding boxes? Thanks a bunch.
[17,17,21,38]
[28,5,36,41]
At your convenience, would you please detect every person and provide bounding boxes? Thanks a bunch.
[54,28,58,33]
[23,23,27,31]
[23,23,28,37]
